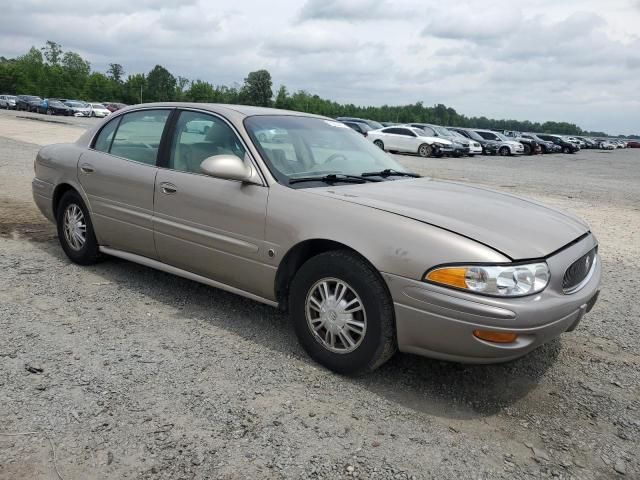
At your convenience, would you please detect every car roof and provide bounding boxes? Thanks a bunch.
[117,102,327,120]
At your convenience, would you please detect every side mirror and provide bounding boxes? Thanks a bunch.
[200,155,261,185]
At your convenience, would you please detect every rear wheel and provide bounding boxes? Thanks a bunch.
[418,143,432,158]
[289,250,396,375]
[46,108,52,115]
[499,146,510,156]
[373,140,384,150]
[56,190,100,265]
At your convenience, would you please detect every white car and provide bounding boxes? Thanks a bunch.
[0,94,17,109]
[367,126,452,157]
[89,103,111,118]
[597,140,616,150]
[64,101,92,117]
[470,130,525,156]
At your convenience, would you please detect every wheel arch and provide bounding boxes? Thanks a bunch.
[274,238,386,311]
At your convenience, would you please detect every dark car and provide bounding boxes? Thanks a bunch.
[37,99,72,116]
[536,134,579,154]
[336,116,384,130]
[521,133,560,154]
[341,120,372,136]
[104,102,128,113]
[627,141,640,148]
[502,131,542,155]
[16,95,42,112]
[448,127,499,155]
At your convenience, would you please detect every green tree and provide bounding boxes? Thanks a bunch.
[274,85,291,109]
[185,80,216,102]
[84,72,112,101]
[41,41,63,66]
[146,65,177,102]
[122,73,147,104]
[107,63,124,84]
[241,69,272,106]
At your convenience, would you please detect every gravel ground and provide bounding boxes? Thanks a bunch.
[0,116,638,479]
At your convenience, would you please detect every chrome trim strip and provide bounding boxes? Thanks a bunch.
[99,246,278,307]
[563,255,597,295]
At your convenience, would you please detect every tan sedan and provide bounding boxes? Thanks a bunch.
[32,103,601,374]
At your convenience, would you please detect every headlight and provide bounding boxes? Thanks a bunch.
[425,262,550,297]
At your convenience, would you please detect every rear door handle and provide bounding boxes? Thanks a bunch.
[80,163,94,174]
[160,182,177,195]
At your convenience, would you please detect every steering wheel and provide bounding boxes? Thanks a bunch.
[324,153,348,165]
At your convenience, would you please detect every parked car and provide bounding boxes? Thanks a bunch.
[0,94,17,109]
[104,102,128,113]
[594,139,616,150]
[626,141,640,148]
[32,103,601,374]
[37,99,72,116]
[536,134,579,154]
[448,127,499,155]
[502,131,541,155]
[470,129,525,156]
[367,125,452,157]
[89,103,111,118]
[575,136,597,149]
[16,95,42,112]
[64,100,92,117]
[564,137,584,149]
[449,129,482,156]
[336,117,384,130]
[405,123,469,157]
[520,133,560,154]
[341,120,372,136]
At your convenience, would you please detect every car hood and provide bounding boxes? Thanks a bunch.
[418,136,452,146]
[310,178,589,260]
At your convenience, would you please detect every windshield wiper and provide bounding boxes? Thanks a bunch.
[360,169,421,178]
[289,174,381,185]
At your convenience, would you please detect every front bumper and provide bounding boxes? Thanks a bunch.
[384,234,601,363]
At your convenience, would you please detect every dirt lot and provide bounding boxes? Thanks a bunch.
[0,111,638,479]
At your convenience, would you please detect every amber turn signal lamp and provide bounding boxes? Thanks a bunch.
[473,330,518,344]
[425,267,468,289]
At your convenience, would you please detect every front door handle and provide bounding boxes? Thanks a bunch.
[80,163,94,174]
[160,182,177,195]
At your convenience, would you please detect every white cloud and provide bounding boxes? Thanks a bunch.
[1,0,640,133]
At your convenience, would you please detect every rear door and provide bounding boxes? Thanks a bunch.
[152,109,272,297]
[79,109,172,258]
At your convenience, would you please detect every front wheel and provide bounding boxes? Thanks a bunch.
[562,146,571,154]
[46,109,52,115]
[523,143,531,155]
[56,190,100,265]
[499,146,510,156]
[418,143,432,158]
[373,139,384,151]
[289,250,396,375]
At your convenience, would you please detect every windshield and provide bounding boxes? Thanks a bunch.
[49,101,64,106]
[245,115,408,186]
[433,126,453,137]
[449,130,468,140]
[493,132,509,141]
[92,103,106,108]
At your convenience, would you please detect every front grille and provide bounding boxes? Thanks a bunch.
[563,248,597,293]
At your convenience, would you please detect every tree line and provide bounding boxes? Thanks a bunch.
[1,41,634,138]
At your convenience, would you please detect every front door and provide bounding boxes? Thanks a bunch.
[78,109,172,258]
[152,109,272,298]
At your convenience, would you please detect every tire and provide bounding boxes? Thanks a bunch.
[56,190,100,265]
[46,109,52,115]
[499,146,510,156]
[523,143,531,155]
[417,143,432,158]
[562,146,571,154]
[373,139,384,150]
[468,154,475,158]
[289,250,396,375]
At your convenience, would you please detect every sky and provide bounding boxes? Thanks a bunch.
[1,0,639,134]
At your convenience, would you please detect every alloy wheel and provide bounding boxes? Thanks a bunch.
[305,278,367,354]
[63,203,87,251]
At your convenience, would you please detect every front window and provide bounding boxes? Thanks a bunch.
[245,115,408,186]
